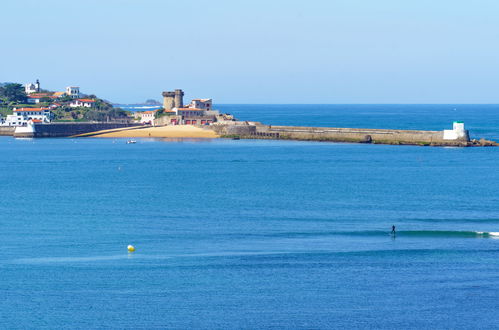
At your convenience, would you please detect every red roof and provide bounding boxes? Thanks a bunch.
[13,107,49,112]
[28,94,57,99]
[77,99,96,103]
[28,93,51,98]
[178,108,205,111]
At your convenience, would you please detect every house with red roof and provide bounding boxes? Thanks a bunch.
[27,93,57,104]
[1,107,53,127]
[69,98,96,108]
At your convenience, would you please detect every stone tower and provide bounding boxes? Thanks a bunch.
[174,89,184,108]
[162,91,176,110]
[162,89,184,110]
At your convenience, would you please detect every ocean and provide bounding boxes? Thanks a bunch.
[1,105,498,328]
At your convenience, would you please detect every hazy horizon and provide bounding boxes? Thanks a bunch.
[2,0,498,104]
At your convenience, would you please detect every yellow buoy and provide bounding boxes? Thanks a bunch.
[127,245,135,252]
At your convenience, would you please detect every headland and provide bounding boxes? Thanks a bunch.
[1,81,497,146]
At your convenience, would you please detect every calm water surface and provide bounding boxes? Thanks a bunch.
[1,105,498,328]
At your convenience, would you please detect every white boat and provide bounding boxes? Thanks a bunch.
[126,140,137,144]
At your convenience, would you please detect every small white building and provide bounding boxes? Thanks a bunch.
[134,110,156,124]
[443,121,467,140]
[66,86,80,99]
[189,99,212,110]
[27,96,40,104]
[26,93,54,104]
[24,80,40,94]
[69,98,95,108]
[1,107,52,127]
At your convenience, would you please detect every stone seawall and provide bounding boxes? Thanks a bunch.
[0,127,15,136]
[14,123,140,138]
[213,123,497,147]
[257,125,467,146]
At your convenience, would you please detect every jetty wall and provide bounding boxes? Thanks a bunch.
[14,122,139,138]
[0,127,15,136]
[214,123,475,146]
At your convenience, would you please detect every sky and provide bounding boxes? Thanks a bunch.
[1,0,499,104]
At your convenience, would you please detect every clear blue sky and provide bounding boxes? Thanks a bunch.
[1,0,498,104]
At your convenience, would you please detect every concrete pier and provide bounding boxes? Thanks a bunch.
[0,127,15,136]
[213,122,498,147]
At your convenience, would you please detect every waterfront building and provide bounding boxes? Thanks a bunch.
[171,107,219,125]
[443,121,467,140]
[1,107,52,126]
[158,90,224,125]
[66,86,80,99]
[134,110,157,125]
[162,89,184,110]
[24,79,40,94]
[188,99,212,110]
[69,98,95,108]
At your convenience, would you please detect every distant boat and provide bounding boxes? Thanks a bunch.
[126,140,137,144]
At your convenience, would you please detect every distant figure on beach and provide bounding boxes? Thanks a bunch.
[391,225,396,234]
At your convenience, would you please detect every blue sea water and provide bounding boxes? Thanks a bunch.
[0,105,498,329]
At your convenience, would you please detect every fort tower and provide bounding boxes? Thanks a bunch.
[162,91,176,110]
[174,89,184,108]
[162,89,184,110]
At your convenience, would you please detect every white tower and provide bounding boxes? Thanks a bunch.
[66,86,80,99]
[443,121,467,140]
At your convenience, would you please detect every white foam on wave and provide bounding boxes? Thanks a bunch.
[475,231,499,238]
[12,254,131,264]
[9,251,294,265]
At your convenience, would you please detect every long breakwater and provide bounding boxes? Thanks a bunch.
[215,123,498,147]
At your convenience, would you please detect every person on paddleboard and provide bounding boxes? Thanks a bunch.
[391,225,396,234]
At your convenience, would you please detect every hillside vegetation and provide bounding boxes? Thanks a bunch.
[0,83,129,121]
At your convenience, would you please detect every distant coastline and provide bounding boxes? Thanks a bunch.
[113,104,162,111]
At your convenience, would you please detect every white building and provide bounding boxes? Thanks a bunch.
[443,121,467,140]
[27,95,41,104]
[189,99,212,110]
[1,107,52,127]
[66,86,80,99]
[69,98,95,108]
[26,93,51,104]
[25,80,40,94]
[134,110,156,124]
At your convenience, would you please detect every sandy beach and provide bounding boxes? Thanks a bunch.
[77,125,220,138]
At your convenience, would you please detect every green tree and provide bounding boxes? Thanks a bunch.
[1,83,27,103]
[58,95,73,102]
[84,110,107,122]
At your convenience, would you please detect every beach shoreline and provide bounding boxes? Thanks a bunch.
[75,125,220,139]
